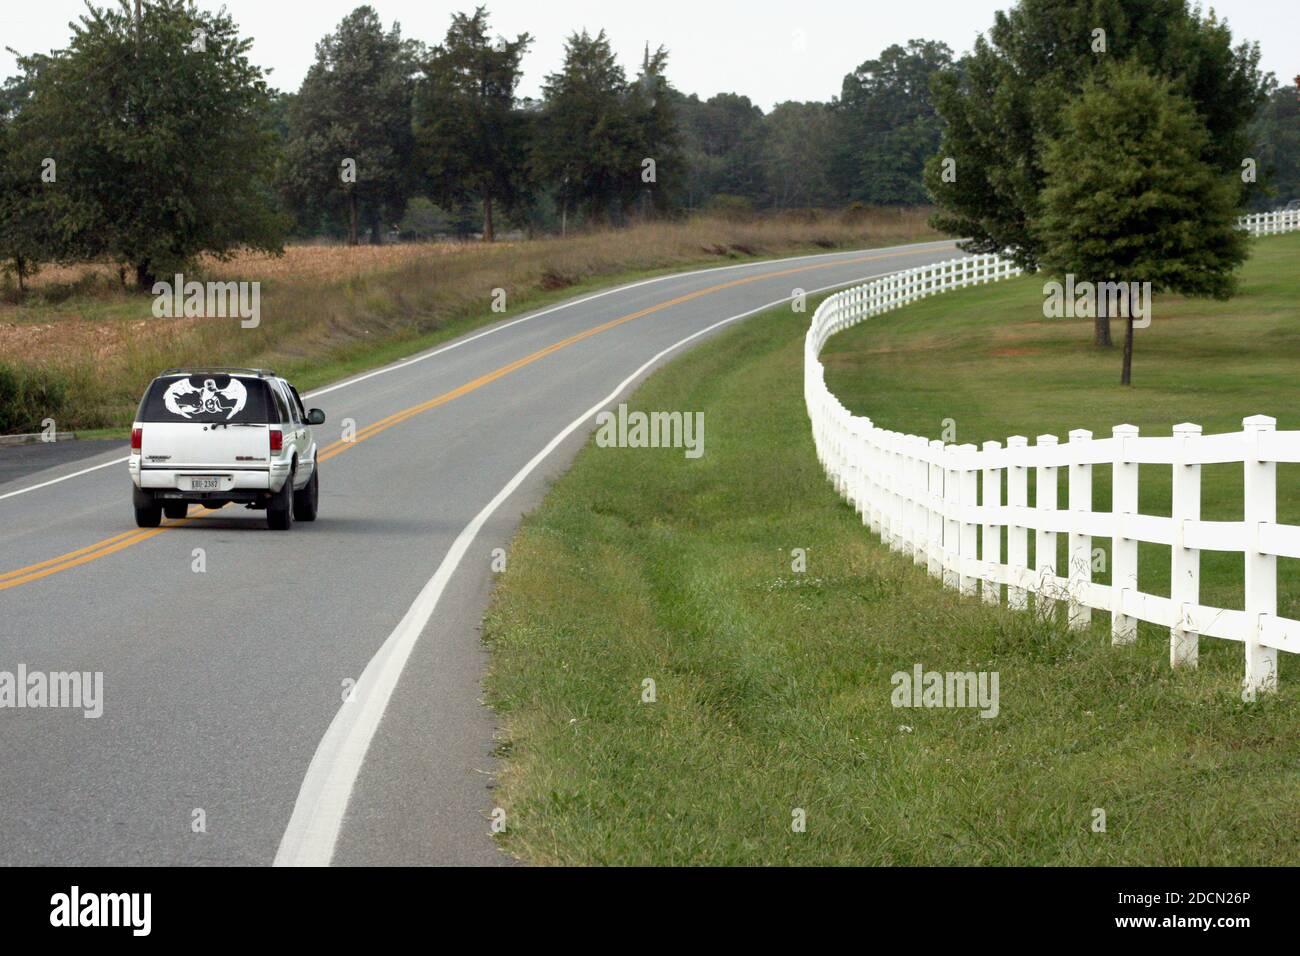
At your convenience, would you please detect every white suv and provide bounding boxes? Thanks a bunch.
[128,368,324,530]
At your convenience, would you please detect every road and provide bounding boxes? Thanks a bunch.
[0,239,961,865]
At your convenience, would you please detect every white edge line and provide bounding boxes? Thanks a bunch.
[0,240,958,505]
[0,455,130,503]
[271,268,923,867]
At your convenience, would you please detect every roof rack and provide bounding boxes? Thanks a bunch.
[159,367,278,378]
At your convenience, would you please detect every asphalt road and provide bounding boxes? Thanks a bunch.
[0,438,125,487]
[0,239,962,865]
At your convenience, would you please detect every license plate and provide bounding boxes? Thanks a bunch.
[188,477,223,491]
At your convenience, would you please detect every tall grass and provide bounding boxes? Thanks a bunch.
[0,209,938,432]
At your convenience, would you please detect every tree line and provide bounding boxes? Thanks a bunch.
[0,0,1295,306]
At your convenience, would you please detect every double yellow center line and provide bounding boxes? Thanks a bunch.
[0,247,931,591]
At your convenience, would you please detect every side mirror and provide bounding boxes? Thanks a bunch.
[307,408,326,425]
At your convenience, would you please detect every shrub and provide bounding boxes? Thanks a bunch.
[0,363,71,434]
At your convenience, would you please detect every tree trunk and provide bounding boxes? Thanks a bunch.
[135,261,156,292]
[1094,287,1112,347]
[482,194,494,242]
[347,193,358,246]
[1121,315,1135,385]
[369,218,381,245]
[15,256,26,293]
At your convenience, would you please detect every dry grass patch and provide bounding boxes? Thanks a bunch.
[0,209,939,432]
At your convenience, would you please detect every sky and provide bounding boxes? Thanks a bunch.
[1,1,1295,110]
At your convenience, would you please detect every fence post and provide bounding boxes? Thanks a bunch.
[943,443,960,589]
[889,431,906,553]
[1034,434,1059,621]
[982,440,1002,605]
[1170,422,1202,667]
[1068,429,1093,631]
[1006,435,1029,610]
[927,439,945,579]
[1242,414,1278,700]
[867,422,882,535]
[959,443,979,596]
[912,435,928,566]
[1111,424,1139,645]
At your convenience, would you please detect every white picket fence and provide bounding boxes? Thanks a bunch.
[1238,209,1300,236]
[804,254,1299,699]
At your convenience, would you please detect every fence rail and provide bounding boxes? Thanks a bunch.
[1238,209,1300,236]
[804,252,1298,699]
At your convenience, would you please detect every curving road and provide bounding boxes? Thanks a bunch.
[0,239,962,866]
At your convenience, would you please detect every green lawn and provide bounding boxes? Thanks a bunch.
[482,233,1300,866]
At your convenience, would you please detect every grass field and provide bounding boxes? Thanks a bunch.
[481,232,1300,865]
[0,208,937,434]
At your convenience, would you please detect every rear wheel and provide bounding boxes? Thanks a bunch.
[268,472,294,531]
[293,466,319,521]
[163,501,189,520]
[134,502,162,528]
[132,486,162,527]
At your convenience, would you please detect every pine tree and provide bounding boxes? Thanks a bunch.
[415,7,532,241]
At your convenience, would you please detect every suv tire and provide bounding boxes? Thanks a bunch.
[293,466,319,522]
[268,471,294,531]
[134,502,162,527]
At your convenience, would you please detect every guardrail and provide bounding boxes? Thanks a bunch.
[804,254,1298,699]
[1238,209,1300,235]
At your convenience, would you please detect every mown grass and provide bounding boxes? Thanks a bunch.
[481,233,1299,866]
[0,208,937,433]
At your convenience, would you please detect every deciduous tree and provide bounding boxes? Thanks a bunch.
[1036,64,1248,385]
[10,0,286,288]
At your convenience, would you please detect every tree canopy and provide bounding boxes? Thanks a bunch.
[7,0,285,287]
[925,0,1270,269]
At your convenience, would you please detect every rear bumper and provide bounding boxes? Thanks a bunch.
[132,464,288,494]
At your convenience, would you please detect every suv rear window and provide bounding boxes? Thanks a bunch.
[137,375,277,424]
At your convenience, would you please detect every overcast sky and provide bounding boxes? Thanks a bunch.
[2,1,1295,110]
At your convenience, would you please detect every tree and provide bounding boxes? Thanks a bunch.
[762,102,836,210]
[673,91,766,209]
[628,44,682,216]
[924,0,1270,345]
[1246,83,1300,210]
[832,40,954,205]
[10,0,286,288]
[1036,63,1248,385]
[534,30,641,225]
[282,5,421,245]
[0,73,46,289]
[415,7,531,242]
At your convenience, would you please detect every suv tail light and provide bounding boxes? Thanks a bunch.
[131,426,142,452]
[269,428,283,453]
